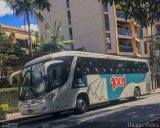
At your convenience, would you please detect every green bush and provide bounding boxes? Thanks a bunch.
[0,87,19,113]
[0,104,9,115]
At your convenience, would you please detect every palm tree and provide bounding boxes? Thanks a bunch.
[4,0,51,57]
[41,21,74,52]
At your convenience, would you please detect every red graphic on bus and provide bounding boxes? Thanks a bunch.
[110,75,126,91]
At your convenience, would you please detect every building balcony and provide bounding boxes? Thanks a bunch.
[118,28,132,36]
[133,33,142,42]
[134,48,142,57]
[155,20,160,25]
[119,45,133,52]
[119,52,134,56]
[156,31,160,35]
[116,11,131,22]
[155,27,160,36]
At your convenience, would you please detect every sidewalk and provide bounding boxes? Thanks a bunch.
[151,88,160,94]
[0,113,32,123]
[1,88,160,123]
[6,113,31,121]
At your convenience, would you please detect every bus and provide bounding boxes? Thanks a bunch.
[18,51,151,115]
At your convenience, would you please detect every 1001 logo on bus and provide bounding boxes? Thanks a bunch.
[110,75,126,91]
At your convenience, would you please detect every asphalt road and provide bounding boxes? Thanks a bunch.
[2,93,160,128]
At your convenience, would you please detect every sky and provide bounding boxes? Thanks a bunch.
[0,1,38,31]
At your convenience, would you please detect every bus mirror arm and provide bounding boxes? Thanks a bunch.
[9,70,21,85]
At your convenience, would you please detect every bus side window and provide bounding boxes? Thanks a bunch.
[72,57,87,88]
[123,61,129,74]
[49,64,63,89]
[144,62,149,73]
[99,59,105,74]
[74,58,82,77]
[89,58,96,74]
[107,59,113,74]
[118,61,124,74]
[55,56,74,81]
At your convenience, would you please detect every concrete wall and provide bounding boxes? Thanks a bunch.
[39,0,106,53]
[69,0,105,53]
[38,0,150,57]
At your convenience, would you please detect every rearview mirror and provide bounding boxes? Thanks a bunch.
[9,70,21,85]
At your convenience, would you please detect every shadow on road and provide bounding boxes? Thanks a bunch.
[74,103,160,128]
[1,97,151,128]
[19,102,160,128]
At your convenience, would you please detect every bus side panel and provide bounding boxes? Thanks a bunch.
[101,74,146,101]
[119,74,147,98]
[86,75,108,104]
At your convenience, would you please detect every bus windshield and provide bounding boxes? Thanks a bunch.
[19,63,48,100]
[19,56,73,100]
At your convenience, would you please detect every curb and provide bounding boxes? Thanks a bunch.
[151,90,160,95]
[0,114,45,125]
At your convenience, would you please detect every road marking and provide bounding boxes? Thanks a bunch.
[148,117,160,123]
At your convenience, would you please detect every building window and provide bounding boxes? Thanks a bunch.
[104,14,110,31]
[106,33,111,49]
[69,27,73,40]
[119,41,133,52]
[66,0,70,8]
[16,39,28,48]
[67,10,71,25]
[144,41,147,54]
[103,2,108,12]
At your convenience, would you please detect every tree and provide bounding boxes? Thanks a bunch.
[40,21,73,52]
[4,0,51,57]
[101,0,160,27]
[153,38,160,50]
[0,30,17,66]
[33,31,47,50]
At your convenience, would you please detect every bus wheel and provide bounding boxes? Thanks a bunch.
[110,100,120,104]
[52,111,61,117]
[133,87,141,100]
[75,97,87,113]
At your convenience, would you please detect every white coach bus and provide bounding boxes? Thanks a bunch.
[18,51,151,115]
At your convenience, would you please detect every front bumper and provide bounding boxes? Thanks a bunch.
[19,101,50,115]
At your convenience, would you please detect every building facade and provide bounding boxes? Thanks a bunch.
[153,20,160,41]
[0,24,36,50]
[39,0,150,58]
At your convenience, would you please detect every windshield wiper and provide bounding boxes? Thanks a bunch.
[30,87,39,97]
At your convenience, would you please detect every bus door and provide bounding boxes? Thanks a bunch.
[46,61,69,110]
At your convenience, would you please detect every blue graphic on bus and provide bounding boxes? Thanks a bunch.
[101,74,146,101]
[83,74,146,101]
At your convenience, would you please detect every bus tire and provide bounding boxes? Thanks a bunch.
[75,97,88,113]
[52,111,61,117]
[133,87,141,100]
[110,100,120,104]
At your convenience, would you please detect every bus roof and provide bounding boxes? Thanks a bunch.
[24,51,148,67]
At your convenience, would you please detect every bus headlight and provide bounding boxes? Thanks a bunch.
[42,92,55,102]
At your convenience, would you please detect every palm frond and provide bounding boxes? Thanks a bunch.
[45,23,54,37]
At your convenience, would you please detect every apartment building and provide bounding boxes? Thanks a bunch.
[39,0,150,58]
[153,20,160,40]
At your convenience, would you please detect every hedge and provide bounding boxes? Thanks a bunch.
[0,87,19,113]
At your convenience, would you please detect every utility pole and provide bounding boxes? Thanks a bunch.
[150,24,156,92]
[144,24,160,92]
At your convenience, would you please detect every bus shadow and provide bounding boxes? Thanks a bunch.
[16,97,147,127]
[87,97,146,112]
